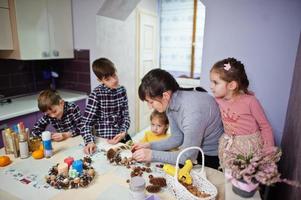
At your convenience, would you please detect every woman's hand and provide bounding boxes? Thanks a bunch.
[132,148,152,162]
[131,142,151,152]
[107,132,126,144]
[84,143,97,155]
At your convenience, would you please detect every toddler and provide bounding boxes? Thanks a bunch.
[140,110,169,143]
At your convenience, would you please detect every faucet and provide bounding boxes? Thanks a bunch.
[0,94,12,105]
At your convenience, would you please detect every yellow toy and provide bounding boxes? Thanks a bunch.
[163,159,193,185]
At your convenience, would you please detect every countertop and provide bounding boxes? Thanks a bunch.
[0,90,87,121]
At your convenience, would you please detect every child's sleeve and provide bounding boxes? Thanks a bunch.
[81,92,98,145]
[250,97,275,147]
[120,88,130,132]
[70,104,82,137]
[31,115,49,137]
[140,131,148,143]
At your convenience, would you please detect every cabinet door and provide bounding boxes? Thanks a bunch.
[14,0,50,59]
[47,0,74,58]
[0,8,13,49]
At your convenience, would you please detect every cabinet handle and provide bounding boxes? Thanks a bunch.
[42,51,50,57]
[53,50,59,57]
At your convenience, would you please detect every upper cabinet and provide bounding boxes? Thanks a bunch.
[0,0,74,60]
[0,0,13,50]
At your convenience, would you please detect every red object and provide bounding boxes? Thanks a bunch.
[64,156,74,168]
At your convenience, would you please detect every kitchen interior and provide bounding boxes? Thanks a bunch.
[0,0,90,149]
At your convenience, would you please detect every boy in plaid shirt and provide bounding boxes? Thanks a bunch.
[82,58,131,154]
[31,89,82,141]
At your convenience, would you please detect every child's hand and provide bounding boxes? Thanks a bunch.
[51,132,72,142]
[52,132,64,141]
[84,143,97,155]
[107,132,126,144]
[62,132,72,139]
[131,142,151,153]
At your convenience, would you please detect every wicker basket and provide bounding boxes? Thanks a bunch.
[165,146,218,200]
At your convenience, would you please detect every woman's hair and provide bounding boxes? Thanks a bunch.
[138,68,179,101]
[92,58,116,80]
[38,89,62,112]
[211,57,249,94]
[150,110,169,126]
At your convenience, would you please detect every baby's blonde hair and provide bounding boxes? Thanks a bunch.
[150,110,169,125]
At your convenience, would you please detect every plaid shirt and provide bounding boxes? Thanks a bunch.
[31,102,82,137]
[81,84,130,145]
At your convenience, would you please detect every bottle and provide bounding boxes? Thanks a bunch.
[42,131,53,158]
[129,176,146,200]
[19,133,29,159]
[4,128,14,154]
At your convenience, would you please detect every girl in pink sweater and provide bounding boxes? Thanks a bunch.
[210,57,275,169]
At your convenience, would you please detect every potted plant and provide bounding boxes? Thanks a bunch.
[224,147,299,198]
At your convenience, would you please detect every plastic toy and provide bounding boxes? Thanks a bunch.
[163,160,193,185]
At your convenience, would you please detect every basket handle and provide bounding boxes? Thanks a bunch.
[174,146,205,182]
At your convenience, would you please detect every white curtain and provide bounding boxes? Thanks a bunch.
[160,0,205,78]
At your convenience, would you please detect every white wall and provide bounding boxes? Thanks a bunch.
[72,0,158,134]
[200,0,301,145]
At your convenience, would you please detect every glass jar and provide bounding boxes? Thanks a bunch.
[129,176,146,200]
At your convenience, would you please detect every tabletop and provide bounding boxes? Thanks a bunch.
[0,136,226,200]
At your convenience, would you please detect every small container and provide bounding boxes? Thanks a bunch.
[129,176,146,200]
[64,156,74,168]
[19,133,29,159]
[58,163,69,176]
[42,131,53,158]
[3,128,14,154]
[29,137,42,152]
[72,160,83,174]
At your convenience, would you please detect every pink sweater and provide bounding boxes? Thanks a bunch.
[216,94,274,147]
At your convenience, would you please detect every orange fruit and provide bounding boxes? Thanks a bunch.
[0,156,11,167]
[32,150,44,159]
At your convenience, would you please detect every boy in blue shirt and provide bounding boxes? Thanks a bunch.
[81,58,131,154]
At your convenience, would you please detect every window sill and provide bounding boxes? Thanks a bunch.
[176,77,200,88]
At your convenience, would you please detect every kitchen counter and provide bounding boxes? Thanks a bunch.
[0,90,87,121]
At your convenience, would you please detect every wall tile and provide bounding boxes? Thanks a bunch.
[0,49,91,98]
[64,60,90,73]
[74,49,89,60]
[77,72,90,83]
[0,75,10,90]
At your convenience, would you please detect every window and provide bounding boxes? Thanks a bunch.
[160,0,206,79]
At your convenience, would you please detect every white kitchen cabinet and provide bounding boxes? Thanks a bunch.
[0,0,74,60]
[0,0,13,50]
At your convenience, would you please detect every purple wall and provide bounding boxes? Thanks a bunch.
[200,0,301,145]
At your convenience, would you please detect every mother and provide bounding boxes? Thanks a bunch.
[132,69,223,169]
